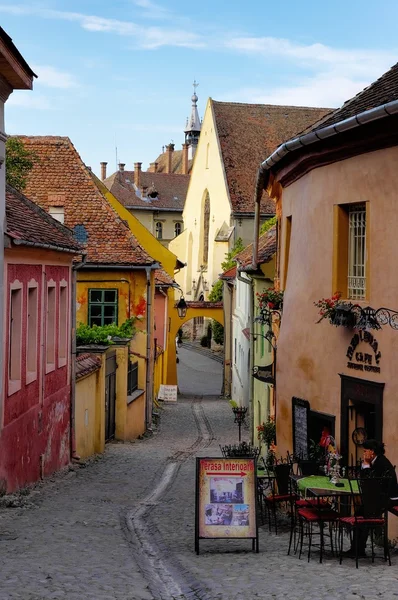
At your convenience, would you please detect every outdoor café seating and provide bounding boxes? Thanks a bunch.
[262,462,292,535]
[339,477,392,568]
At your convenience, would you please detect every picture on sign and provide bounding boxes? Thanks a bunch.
[196,458,257,540]
[158,384,178,402]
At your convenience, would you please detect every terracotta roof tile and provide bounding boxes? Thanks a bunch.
[220,265,237,280]
[155,269,174,287]
[212,101,331,214]
[76,353,102,380]
[309,62,398,130]
[104,170,189,211]
[236,225,276,269]
[19,136,156,266]
[152,149,193,174]
[6,184,81,253]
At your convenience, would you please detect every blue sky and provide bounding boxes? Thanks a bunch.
[2,0,398,177]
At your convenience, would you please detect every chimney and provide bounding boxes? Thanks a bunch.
[165,143,174,174]
[182,143,189,175]
[148,162,159,173]
[100,161,107,180]
[118,162,125,172]
[141,186,148,197]
[134,162,142,187]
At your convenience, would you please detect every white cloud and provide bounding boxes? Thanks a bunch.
[32,65,78,89]
[132,0,171,19]
[7,92,54,110]
[0,4,203,48]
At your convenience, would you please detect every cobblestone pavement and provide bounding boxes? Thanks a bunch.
[177,346,222,396]
[0,348,397,599]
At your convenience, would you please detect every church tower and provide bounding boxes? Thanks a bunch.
[184,81,201,160]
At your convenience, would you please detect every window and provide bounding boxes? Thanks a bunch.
[127,359,138,395]
[49,206,65,224]
[26,285,38,381]
[88,289,118,326]
[333,202,368,300]
[46,285,56,369]
[155,222,163,239]
[283,216,292,289]
[174,222,182,237]
[59,284,68,364]
[9,286,22,388]
[348,204,366,300]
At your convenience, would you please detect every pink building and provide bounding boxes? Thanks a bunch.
[1,185,81,491]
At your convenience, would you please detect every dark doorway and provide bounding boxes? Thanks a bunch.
[340,374,384,466]
[308,410,335,448]
[105,350,117,441]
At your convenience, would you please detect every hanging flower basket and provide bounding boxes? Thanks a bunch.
[256,288,284,311]
[314,292,356,328]
[332,303,357,328]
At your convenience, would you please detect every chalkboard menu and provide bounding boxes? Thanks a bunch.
[292,397,310,459]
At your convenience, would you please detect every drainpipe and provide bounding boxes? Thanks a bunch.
[145,267,153,431]
[70,252,88,460]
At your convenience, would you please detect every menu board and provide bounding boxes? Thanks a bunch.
[292,397,310,459]
[158,384,177,402]
[195,457,258,554]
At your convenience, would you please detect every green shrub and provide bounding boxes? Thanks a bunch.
[76,318,137,346]
[212,320,224,345]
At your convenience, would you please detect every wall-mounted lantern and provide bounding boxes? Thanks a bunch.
[177,297,188,319]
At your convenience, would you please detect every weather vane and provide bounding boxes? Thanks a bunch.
[193,80,199,92]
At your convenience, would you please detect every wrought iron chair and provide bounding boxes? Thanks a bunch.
[339,477,392,568]
[263,463,292,535]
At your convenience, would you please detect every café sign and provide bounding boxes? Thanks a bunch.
[346,330,381,373]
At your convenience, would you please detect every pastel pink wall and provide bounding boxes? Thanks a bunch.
[276,147,398,481]
[1,249,73,492]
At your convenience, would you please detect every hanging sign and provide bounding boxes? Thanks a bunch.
[346,331,381,374]
[195,457,259,554]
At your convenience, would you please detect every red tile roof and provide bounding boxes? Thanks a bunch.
[155,269,174,287]
[6,184,81,253]
[76,353,102,380]
[152,149,193,174]
[220,265,237,280]
[309,62,398,130]
[236,225,277,269]
[211,101,331,214]
[19,136,156,267]
[104,170,189,212]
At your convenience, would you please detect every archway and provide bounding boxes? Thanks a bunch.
[166,301,223,388]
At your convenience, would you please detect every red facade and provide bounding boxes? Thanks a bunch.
[1,255,73,492]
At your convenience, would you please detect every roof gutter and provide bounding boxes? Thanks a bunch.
[12,238,81,254]
[80,262,160,271]
[251,98,398,269]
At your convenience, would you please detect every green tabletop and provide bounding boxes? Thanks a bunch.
[297,476,359,495]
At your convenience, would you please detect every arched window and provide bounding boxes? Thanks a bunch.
[202,193,210,265]
[175,222,182,237]
[155,222,163,239]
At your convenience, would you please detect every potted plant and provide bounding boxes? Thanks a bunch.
[257,288,284,311]
[314,292,356,327]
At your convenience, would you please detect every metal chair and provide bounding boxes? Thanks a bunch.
[339,477,391,568]
[263,462,292,535]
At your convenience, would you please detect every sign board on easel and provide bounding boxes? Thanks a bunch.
[158,384,178,402]
[195,457,259,554]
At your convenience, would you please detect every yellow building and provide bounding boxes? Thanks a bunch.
[21,136,160,441]
[170,100,330,301]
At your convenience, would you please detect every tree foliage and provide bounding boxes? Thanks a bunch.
[260,216,277,235]
[5,137,37,191]
[221,237,245,272]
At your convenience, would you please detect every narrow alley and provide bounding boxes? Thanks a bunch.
[0,349,396,599]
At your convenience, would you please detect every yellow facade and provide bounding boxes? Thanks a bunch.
[93,174,181,386]
[169,99,233,300]
[75,362,105,459]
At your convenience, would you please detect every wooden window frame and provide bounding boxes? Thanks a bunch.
[58,281,68,367]
[8,280,23,396]
[46,281,57,374]
[26,280,39,385]
[88,289,118,327]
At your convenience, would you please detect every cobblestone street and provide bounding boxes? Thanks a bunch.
[1,349,397,599]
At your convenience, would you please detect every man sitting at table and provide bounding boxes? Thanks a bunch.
[344,439,397,558]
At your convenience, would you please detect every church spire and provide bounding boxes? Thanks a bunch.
[184,80,201,159]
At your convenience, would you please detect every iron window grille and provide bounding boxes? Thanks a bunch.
[348,203,366,300]
[88,289,118,326]
[127,358,138,395]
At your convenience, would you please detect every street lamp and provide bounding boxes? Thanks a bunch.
[176,297,188,319]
